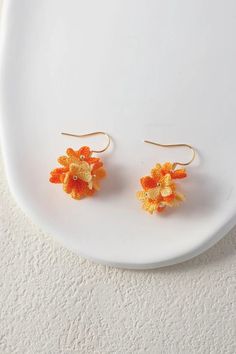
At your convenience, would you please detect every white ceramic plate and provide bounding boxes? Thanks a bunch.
[0,0,236,269]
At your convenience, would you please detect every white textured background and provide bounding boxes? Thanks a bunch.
[0,151,236,354]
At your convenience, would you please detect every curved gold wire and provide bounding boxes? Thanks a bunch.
[61,131,111,153]
[144,140,196,169]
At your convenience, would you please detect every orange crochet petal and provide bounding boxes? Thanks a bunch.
[63,178,75,194]
[75,179,88,194]
[151,168,162,182]
[77,146,91,158]
[94,168,106,179]
[92,161,103,172]
[49,175,61,183]
[50,167,67,178]
[60,174,66,183]
[87,157,100,164]
[171,169,187,179]
[58,156,68,166]
[51,167,67,174]
[161,162,173,174]
[84,185,96,196]
[66,148,77,157]
[92,180,101,191]
[157,205,166,213]
[71,188,82,200]
[141,176,157,190]
[163,194,175,203]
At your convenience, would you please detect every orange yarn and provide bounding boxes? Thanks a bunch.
[49,146,106,199]
[137,162,187,214]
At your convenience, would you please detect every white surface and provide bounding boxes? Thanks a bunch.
[1,0,236,269]
[0,2,235,354]
[0,155,236,353]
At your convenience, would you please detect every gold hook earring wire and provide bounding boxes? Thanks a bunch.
[61,131,111,153]
[144,140,196,169]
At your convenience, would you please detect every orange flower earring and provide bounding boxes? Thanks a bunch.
[49,131,110,200]
[137,140,196,214]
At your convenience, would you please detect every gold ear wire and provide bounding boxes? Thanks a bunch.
[144,140,196,169]
[61,131,111,153]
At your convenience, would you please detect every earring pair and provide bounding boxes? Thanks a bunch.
[49,131,196,214]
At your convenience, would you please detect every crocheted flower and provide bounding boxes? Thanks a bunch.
[137,162,187,214]
[49,146,106,199]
